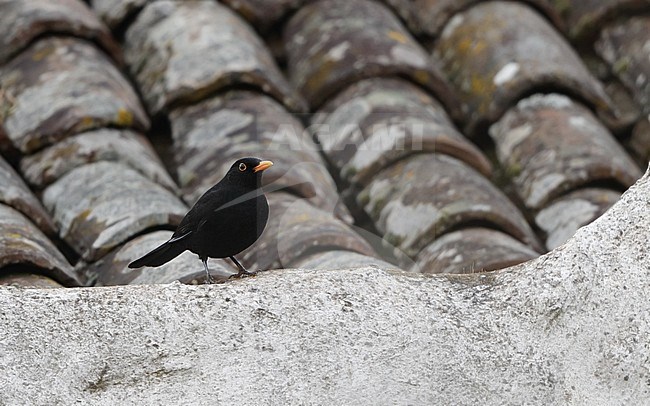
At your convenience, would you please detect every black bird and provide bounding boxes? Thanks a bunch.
[129,157,273,282]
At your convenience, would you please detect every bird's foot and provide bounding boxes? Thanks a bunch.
[228,269,257,279]
[204,273,215,284]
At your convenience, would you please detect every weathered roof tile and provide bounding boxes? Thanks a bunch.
[412,228,539,274]
[384,0,563,39]
[0,0,121,64]
[489,94,642,210]
[0,203,81,286]
[20,128,177,191]
[42,162,187,262]
[240,193,376,271]
[550,0,650,43]
[359,153,542,259]
[89,0,148,31]
[596,16,650,116]
[124,0,306,116]
[434,1,613,136]
[0,37,149,154]
[292,250,398,271]
[536,188,621,250]
[285,0,459,115]
[313,77,491,188]
[0,155,56,235]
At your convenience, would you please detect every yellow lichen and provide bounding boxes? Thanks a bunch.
[115,108,134,127]
[387,31,408,44]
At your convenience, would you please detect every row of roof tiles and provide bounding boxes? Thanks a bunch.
[0,0,648,287]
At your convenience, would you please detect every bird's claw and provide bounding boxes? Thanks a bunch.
[204,273,215,284]
[228,270,257,279]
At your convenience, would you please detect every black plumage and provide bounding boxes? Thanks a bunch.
[129,157,273,282]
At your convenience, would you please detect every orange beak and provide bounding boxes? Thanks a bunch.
[253,160,273,173]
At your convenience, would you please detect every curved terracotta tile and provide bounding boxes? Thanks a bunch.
[291,250,398,271]
[284,0,459,115]
[550,0,650,43]
[385,0,563,38]
[0,203,81,286]
[124,0,305,115]
[411,228,539,274]
[240,193,376,271]
[169,91,349,221]
[536,188,621,250]
[313,77,491,187]
[0,155,56,235]
[434,1,612,136]
[93,231,235,286]
[43,162,187,262]
[596,16,650,115]
[89,0,148,30]
[0,37,149,154]
[489,94,642,210]
[20,128,177,191]
[359,153,542,258]
[0,273,63,288]
[0,0,121,64]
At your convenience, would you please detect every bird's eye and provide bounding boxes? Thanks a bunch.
[238,163,247,172]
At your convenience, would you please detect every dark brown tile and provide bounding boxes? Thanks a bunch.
[359,153,542,260]
[0,37,149,154]
[434,1,613,136]
[313,77,491,188]
[0,203,81,286]
[42,162,187,262]
[124,0,306,116]
[285,0,459,115]
[412,228,539,274]
[489,94,641,210]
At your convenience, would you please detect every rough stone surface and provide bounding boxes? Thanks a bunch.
[89,0,148,30]
[2,169,650,404]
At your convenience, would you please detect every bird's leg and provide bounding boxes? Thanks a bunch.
[228,256,256,278]
[202,257,215,284]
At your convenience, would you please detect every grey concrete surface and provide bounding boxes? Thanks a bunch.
[1,169,650,405]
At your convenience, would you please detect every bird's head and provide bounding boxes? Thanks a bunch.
[226,157,273,188]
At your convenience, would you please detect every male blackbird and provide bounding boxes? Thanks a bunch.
[128,157,273,282]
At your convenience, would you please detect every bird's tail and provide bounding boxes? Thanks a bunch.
[128,240,186,268]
